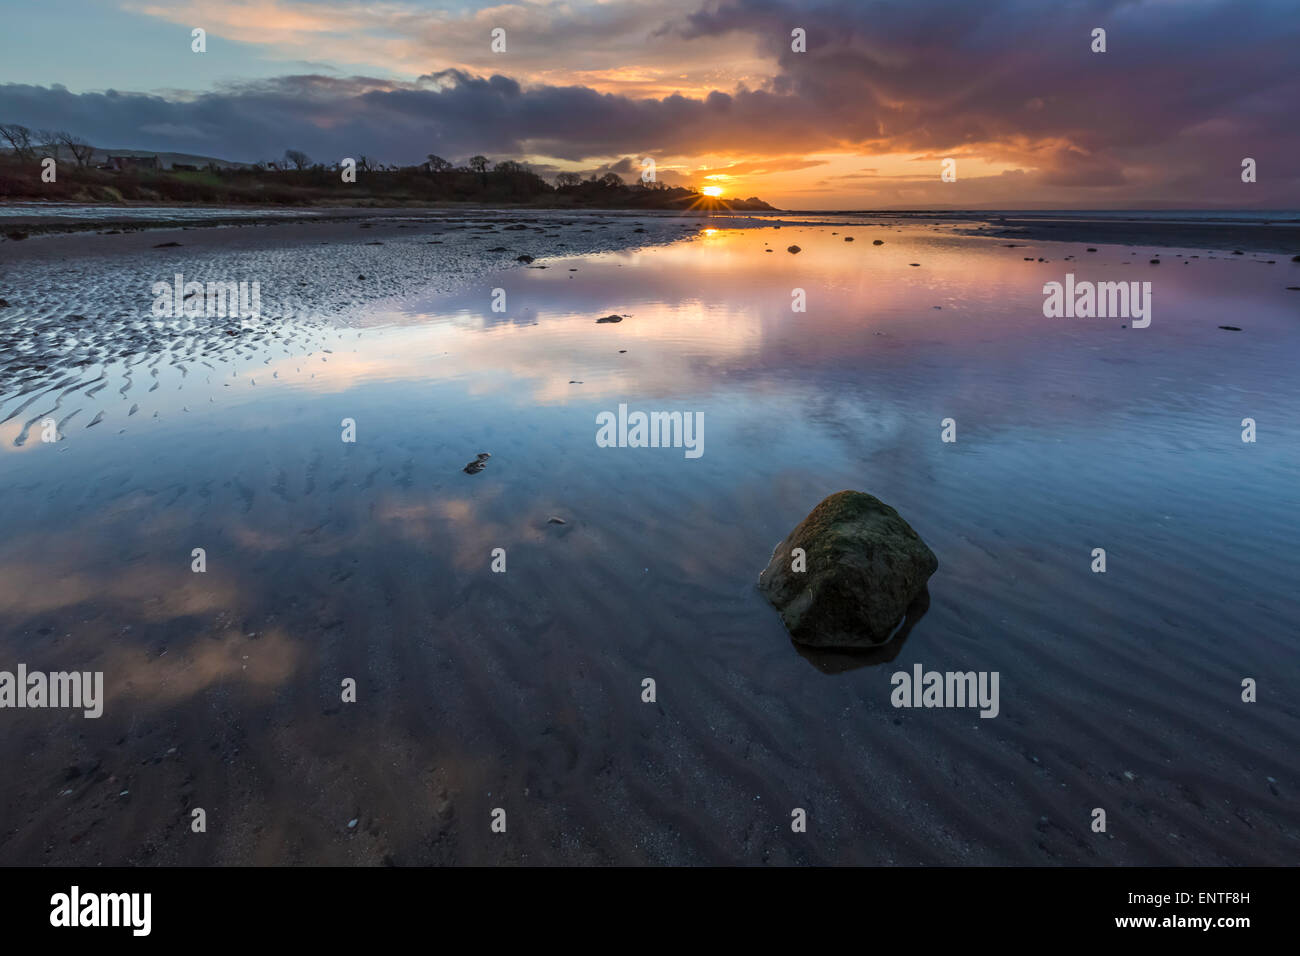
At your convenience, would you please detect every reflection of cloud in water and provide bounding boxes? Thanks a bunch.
[0,551,239,619]
[475,305,540,331]
[100,627,303,708]
[0,419,45,453]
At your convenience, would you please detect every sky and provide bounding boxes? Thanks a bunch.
[1,0,1298,209]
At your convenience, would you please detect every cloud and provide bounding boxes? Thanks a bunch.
[124,0,772,98]
[3,0,1298,205]
[675,0,1300,197]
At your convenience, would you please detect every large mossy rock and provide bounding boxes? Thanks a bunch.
[758,491,938,648]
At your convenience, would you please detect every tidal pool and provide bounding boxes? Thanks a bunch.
[1,220,1296,864]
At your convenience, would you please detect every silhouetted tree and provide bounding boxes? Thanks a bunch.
[34,129,60,160]
[0,123,34,161]
[55,131,95,167]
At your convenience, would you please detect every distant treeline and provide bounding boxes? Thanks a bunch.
[0,130,775,211]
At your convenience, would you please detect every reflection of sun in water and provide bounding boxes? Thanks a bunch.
[701,185,723,197]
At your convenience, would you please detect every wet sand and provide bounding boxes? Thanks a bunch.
[955,214,1300,256]
[1,211,1297,865]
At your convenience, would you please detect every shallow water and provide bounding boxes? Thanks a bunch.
[1,222,1297,864]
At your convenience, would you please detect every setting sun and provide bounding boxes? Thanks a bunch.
[701,185,723,197]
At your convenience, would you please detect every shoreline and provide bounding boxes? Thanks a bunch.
[5,203,1300,255]
[954,215,1300,256]
[0,203,774,239]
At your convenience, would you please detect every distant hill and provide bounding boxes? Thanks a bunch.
[90,148,251,170]
[0,148,777,210]
[0,144,250,170]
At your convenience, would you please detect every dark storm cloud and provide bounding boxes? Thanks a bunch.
[676,0,1300,192]
[0,72,832,164]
